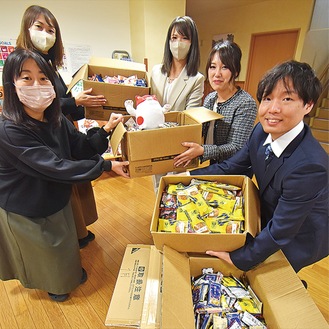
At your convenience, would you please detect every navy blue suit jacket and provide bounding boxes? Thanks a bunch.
[192,123,329,272]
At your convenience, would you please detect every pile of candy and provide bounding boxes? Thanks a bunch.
[88,74,147,87]
[192,268,267,328]
[158,179,245,234]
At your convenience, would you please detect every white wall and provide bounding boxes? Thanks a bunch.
[0,0,132,82]
[300,0,329,74]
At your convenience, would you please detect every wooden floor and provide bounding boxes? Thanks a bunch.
[0,173,328,328]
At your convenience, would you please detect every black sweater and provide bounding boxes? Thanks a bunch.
[0,115,111,217]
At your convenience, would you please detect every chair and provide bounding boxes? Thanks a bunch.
[111,50,132,61]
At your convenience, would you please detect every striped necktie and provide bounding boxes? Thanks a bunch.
[265,144,274,167]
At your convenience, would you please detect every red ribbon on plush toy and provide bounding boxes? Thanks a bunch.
[135,95,158,107]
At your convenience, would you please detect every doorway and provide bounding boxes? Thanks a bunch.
[244,30,300,106]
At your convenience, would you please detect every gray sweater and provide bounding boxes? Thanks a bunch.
[201,88,257,164]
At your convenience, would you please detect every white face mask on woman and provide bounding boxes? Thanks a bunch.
[15,85,56,112]
[29,29,56,53]
[170,40,191,61]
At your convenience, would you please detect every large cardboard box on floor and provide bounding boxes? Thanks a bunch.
[110,107,223,178]
[67,57,150,120]
[150,175,260,253]
[105,244,328,328]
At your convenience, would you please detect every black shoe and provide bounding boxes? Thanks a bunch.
[80,268,88,284]
[48,268,87,302]
[78,230,95,249]
[301,279,308,289]
[48,292,69,302]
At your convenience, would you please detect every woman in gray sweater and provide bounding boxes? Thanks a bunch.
[174,41,257,167]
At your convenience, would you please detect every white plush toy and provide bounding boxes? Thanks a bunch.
[124,95,171,130]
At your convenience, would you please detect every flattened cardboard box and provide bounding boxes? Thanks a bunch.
[105,245,162,328]
[110,107,223,178]
[105,244,328,328]
[151,175,261,253]
[67,57,150,120]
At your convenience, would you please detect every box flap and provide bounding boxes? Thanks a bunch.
[110,121,126,156]
[105,244,162,328]
[248,251,329,328]
[89,56,146,73]
[161,246,195,329]
[67,64,88,92]
[184,107,223,124]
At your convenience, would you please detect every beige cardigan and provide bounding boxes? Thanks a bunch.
[150,64,204,112]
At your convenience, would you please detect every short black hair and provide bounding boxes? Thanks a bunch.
[257,60,322,105]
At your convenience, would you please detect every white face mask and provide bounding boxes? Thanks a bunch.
[15,85,56,112]
[169,40,191,61]
[29,29,56,53]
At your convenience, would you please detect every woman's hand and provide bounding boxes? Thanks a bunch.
[103,113,124,133]
[75,88,107,107]
[173,142,204,167]
[206,250,233,265]
[110,160,130,178]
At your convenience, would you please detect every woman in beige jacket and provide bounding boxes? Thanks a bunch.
[150,16,204,112]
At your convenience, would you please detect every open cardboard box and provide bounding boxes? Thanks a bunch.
[105,244,328,328]
[150,175,260,253]
[67,57,150,120]
[110,107,223,178]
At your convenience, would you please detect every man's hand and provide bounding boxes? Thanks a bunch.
[206,250,233,265]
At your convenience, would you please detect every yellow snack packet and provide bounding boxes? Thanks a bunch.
[185,185,212,217]
[203,193,237,213]
[200,184,236,199]
[190,216,210,233]
[204,218,242,233]
[213,183,241,192]
[235,298,261,313]
[158,218,188,233]
[177,191,190,206]
[176,201,198,222]
[166,184,177,195]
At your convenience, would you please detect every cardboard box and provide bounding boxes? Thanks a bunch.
[150,175,261,253]
[67,57,150,120]
[110,107,223,178]
[105,244,328,328]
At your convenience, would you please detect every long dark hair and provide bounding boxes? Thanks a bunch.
[161,16,200,77]
[2,49,62,129]
[256,60,322,105]
[205,40,242,84]
[16,5,64,68]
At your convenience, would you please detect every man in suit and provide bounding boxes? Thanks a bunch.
[190,60,328,273]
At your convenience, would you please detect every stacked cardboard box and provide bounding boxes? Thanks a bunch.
[67,57,150,120]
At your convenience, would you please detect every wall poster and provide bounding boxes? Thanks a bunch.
[0,38,15,72]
